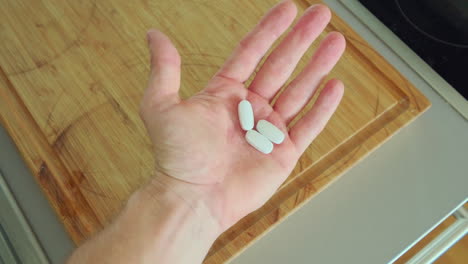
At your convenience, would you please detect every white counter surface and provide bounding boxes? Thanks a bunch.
[0,0,467,263]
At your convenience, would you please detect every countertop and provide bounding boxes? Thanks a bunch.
[0,0,467,263]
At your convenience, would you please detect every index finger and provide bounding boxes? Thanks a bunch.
[214,0,297,84]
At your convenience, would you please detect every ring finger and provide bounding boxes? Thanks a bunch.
[248,4,331,101]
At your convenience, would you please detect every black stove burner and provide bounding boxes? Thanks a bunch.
[359,0,468,100]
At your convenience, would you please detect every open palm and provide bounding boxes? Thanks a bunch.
[140,1,345,230]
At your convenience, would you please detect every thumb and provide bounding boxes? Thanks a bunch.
[142,29,181,110]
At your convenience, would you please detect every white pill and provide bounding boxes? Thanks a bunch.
[238,100,254,130]
[256,120,285,144]
[245,130,274,154]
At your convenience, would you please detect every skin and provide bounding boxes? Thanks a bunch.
[67,1,346,263]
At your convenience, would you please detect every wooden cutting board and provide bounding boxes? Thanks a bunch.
[0,0,430,262]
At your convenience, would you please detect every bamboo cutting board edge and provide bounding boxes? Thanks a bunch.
[205,97,427,263]
[207,100,421,263]
[0,67,103,241]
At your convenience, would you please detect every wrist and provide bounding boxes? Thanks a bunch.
[106,174,222,263]
[68,174,222,264]
[131,171,223,236]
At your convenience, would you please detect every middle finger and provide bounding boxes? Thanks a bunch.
[248,4,331,101]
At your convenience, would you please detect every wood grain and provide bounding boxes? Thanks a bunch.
[0,0,430,262]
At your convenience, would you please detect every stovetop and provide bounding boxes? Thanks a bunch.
[358,0,468,100]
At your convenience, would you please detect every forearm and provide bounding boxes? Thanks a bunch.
[67,177,221,264]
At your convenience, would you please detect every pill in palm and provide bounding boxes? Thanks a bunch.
[256,120,285,144]
[245,130,274,154]
[238,100,254,130]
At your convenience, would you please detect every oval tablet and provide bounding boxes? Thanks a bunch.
[245,130,274,154]
[238,100,254,130]
[256,120,285,144]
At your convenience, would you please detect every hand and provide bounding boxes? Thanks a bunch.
[67,2,346,263]
[140,0,345,231]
